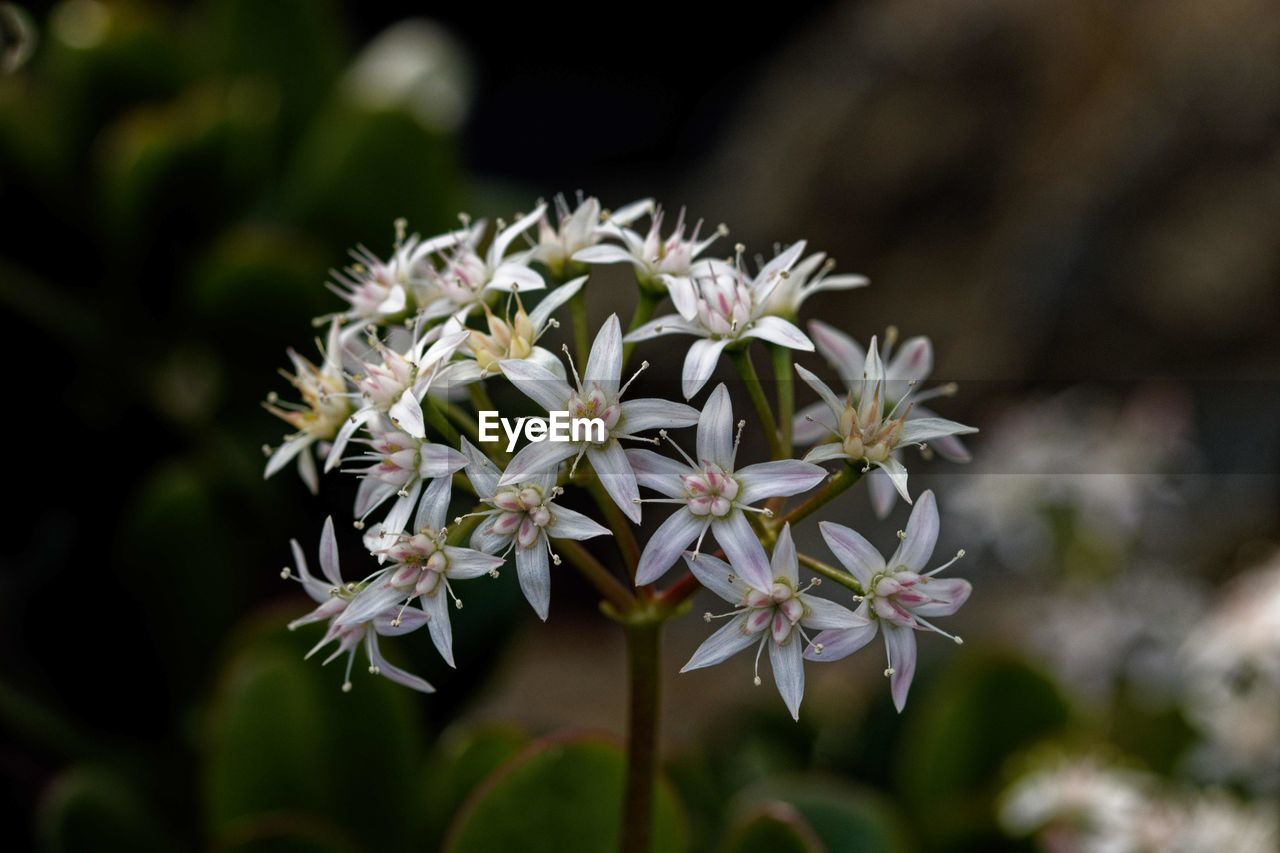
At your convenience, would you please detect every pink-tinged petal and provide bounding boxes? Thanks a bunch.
[818,521,885,586]
[735,460,827,505]
[792,401,836,446]
[318,516,342,586]
[913,408,971,462]
[421,588,455,668]
[808,321,865,389]
[680,616,758,671]
[876,455,912,505]
[770,523,799,586]
[497,358,573,412]
[744,316,813,351]
[586,441,641,523]
[514,545,551,621]
[546,505,611,541]
[443,546,505,579]
[585,314,623,391]
[528,276,586,330]
[337,579,403,627]
[374,606,429,636]
[680,551,748,604]
[326,410,372,472]
[418,443,469,478]
[696,383,735,468]
[794,364,845,418]
[889,490,939,572]
[867,467,898,519]
[662,274,699,320]
[898,417,978,446]
[635,508,704,585]
[389,389,426,439]
[498,439,578,486]
[355,476,397,519]
[382,481,422,535]
[886,335,933,386]
[622,314,698,343]
[487,263,545,293]
[265,435,313,478]
[799,595,867,630]
[625,448,689,498]
[713,511,772,591]
[413,475,453,532]
[884,622,918,712]
[805,620,879,662]
[366,633,434,693]
[681,338,729,400]
[291,538,330,603]
[914,578,972,617]
[459,438,501,498]
[803,443,851,464]
[769,638,805,720]
[572,244,641,266]
[470,517,512,555]
[619,398,700,434]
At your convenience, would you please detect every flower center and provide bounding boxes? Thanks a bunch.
[744,581,805,644]
[387,531,450,596]
[695,271,753,339]
[567,384,621,438]
[680,463,740,517]
[490,484,554,548]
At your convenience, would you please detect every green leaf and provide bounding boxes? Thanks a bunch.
[420,724,529,844]
[444,734,688,853]
[734,778,912,853]
[720,802,824,853]
[36,766,173,853]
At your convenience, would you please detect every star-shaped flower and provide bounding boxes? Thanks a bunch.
[283,516,434,693]
[498,314,699,522]
[623,245,815,398]
[758,249,868,319]
[346,415,469,534]
[681,523,865,719]
[627,383,826,584]
[532,195,652,279]
[445,277,586,383]
[804,490,971,712]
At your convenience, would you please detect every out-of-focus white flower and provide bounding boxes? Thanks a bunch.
[573,206,726,315]
[627,383,826,584]
[283,517,434,693]
[804,491,970,712]
[624,245,815,398]
[1182,556,1280,790]
[681,523,865,720]
[498,314,699,521]
[758,251,868,319]
[337,477,503,667]
[999,755,1153,852]
[533,195,652,279]
[794,322,968,517]
[797,337,975,506]
[459,439,610,620]
[415,207,547,321]
[347,415,468,534]
[446,278,585,382]
[946,387,1192,568]
[264,319,352,493]
[328,225,468,329]
[1163,791,1278,853]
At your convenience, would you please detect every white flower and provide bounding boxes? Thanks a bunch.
[999,755,1152,850]
[445,277,586,382]
[796,334,975,506]
[627,383,826,584]
[573,205,726,316]
[347,415,469,534]
[624,244,815,398]
[263,319,352,493]
[325,324,468,471]
[283,516,434,693]
[497,314,699,522]
[804,491,971,712]
[459,438,611,620]
[415,206,548,322]
[758,250,868,319]
[532,195,652,278]
[795,322,971,517]
[328,224,469,329]
[337,477,504,667]
[681,523,865,720]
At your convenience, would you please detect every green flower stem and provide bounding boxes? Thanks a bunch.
[771,344,794,457]
[772,463,863,531]
[730,347,782,460]
[423,398,460,446]
[554,539,636,615]
[798,552,864,595]
[620,619,661,853]
[570,287,591,367]
[585,474,641,580]
[443,400,482,443]
[621,288,661,369]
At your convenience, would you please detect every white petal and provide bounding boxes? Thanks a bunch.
[680,616,758,671]
[770,523,799,586]
[619,398,700,434]
[769,638,805,720]
[744,316,813,351]
[326,410,371,472]
[625,448,689,498]
[498,439,577,486]
[818,521,885,587]
[876,455,912,505]
[794,364,845,419]
[366,633,434,693]
[490,204,546,262]
[662,275,699,320]
[695,383,735,468]
[806,615,878,662]
[498,358,573,412]
[318,516,342,586]
[681,338,729,399]
[382,481,422,535]
[587,441,641,523]
[735,460,827,505]
[712,511,772,591]
[585,314,623,391]
[337,579,403,626]
[680,551,747,604]
[443,545,505,579]
[459,437,500,498]
[898,417,978,445]
[374,607,429,636]
[265,435,312,478]
[888,489,938,572]
[515,545,551,621]
[635,508,704,585]
[623,314,699,343]
[529,276,586,330]
[867,466,898,519]
[389,388,426,439]
[802,443,850,464]
[418,443,469,478]
[884,622,918,712]
[422,587,455,668]
[546,505,611,540]
[799,594,867,630]
[808,320,865,389]
[413,473,453,532]
[791,401,836,446]
[571,244,640,266]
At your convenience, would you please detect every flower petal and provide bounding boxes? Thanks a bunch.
[318,516,342,586]
[498,439,578,486]
[818,521,885,586]
[487,262,545,293]
[713,511,772,591]
[799,594,867,630]
[681,551,747,604]
[770,523,799,586]
[546,505,611,540]
[413,475,453,532]
[876,455,912,505]
[769,638,805,720]
[421,587,455,667]
[867,466,898,519]
[884,622,918,712]
[498,358,573,412]
[806,620,878,662]
[443,545,505,579]
[585,314,623,392]
[680,616,758,672]
[808,320,865,389]
[744,316,813,351]
[515,544,551,620]
[889,489,938,572]
[663,274,699,320]
[803,443,851,464]
[898,417,978,446]
[619,397,700,434]
[337,579,403,626]
[794,364,845,419]
[366,633,434,693]
[792,401,836,446]
[695,383,735,468]
[529,276,586,330]
[635,508,704,585]
[586,441,641,523]
[572,244,641,266]
[681,338,729,400]
[624,314,700,343]
[735,459,827,505]
[389,388,426,439]
[626,448,689,498]
[265,435,312,479]
[913,577,972,617]
[459,437,501,498]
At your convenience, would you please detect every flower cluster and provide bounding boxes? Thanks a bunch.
[263,194,977,716]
